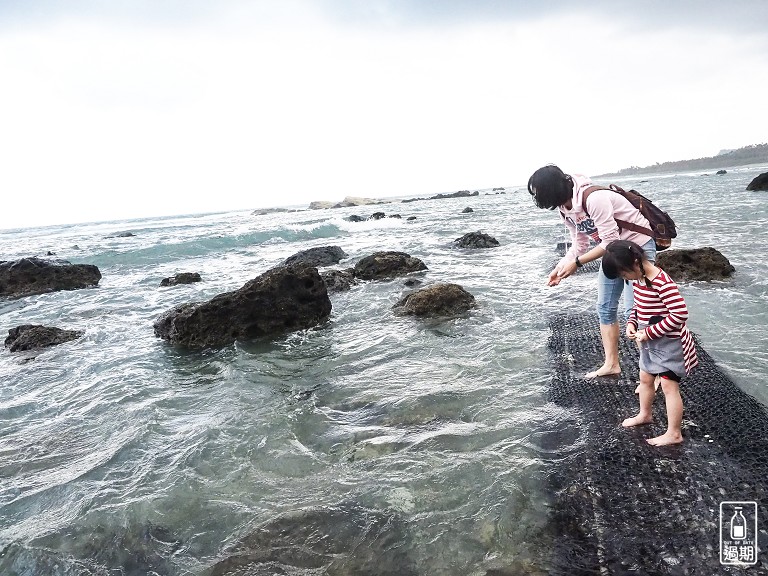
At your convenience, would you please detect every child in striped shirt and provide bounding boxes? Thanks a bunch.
[602,240,699,446]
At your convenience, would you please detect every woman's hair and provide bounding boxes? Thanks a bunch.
[527,165,573,210]
[602,240,647,279]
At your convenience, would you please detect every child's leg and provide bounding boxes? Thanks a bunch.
[623,370,655,427]
[647,377,684,446]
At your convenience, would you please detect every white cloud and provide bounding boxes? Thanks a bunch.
[1,3,767,229]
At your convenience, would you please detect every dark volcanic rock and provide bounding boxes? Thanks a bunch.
[393,283,475,317]
[716,169,727,175]
[353,252,427,280]
[0,258,101,299]
[160,272,202,287]
[5,324,84,352]
[461,207,474,213]
[321,268,358,292]
[208,504,416,576]
[656,247,735,282]
[747,172,768,191]
[153,265,331,349]
[454,231,500,249]
[283,246,348,268]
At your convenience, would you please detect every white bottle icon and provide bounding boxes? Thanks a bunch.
[731,507,747,540]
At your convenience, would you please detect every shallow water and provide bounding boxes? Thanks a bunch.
[1,164,767,574]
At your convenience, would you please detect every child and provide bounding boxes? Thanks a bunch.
[602,240,698,446]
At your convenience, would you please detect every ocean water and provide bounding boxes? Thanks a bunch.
[1,164,767,575]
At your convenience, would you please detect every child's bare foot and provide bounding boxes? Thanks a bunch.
[585,363,621,379]
[647,432,683,446]
[622,414,653,427]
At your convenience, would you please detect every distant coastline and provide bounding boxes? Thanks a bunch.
[595,143,768,178]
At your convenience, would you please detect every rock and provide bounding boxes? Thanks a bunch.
[368,212,386,220]
[331,196,387,208]
[345,214,366,222]
[393,283,475,317]
[492,187,505,191]
[454,231,500,249]
[400,190,480,203]
[252,207,289,216]
[746,172,768,191]
[656,247,735,282]
[106,231,136,238]
[353,252,428,280]
[321,268,358,292]
[160,272,202,287]
[388,214,402,219]
[716,169,727,175]
[283,246,348,268]
[208,504,416,576]
[153,265,331,349]
[404,279,422,287]
[5,325,84,352]
[0,258,101,299]
[406,216,417,221]
[309,201,335,210]
[461,207,474,213]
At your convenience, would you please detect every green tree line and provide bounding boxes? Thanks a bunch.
[596,143,768,177]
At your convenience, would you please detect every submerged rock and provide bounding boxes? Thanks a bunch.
[746,172,768,191]
[208,504,416,576]
[284,246,348,268]
[656,247,735,282]
[5,324,84,352]
[393,283,475,317]
[153,265,331,349]
[0,258,101,299]
[353,251,427,280]
[160,272,202,287]
[454,231,500,249]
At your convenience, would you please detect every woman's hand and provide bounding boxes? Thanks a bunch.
[547,268,562,286]
[626,325,636,338]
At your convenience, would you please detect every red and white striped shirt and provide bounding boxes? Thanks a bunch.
[628,269,699,374]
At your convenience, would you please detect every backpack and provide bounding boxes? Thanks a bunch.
[582,184,677,250]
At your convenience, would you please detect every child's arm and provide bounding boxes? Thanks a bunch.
[644,278,689,339]
[626,305,638,337]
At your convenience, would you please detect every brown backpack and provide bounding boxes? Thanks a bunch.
[582,184,677,250]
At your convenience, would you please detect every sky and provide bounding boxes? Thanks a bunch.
[2,1,767,230]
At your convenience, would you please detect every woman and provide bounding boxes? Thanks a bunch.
[527,164,656,378]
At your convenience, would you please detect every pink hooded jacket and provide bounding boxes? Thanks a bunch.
[558,174,652,268]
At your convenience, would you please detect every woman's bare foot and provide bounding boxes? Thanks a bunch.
[622,414,653,427]
[585,363,621,379]
[647,432,683,446]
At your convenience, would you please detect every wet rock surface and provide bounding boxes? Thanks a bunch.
[283,246,348,268]
[0,258,101,299]
[353,251,427,280]
[160,272,202,286]
[153,265,331,348]
[393,283,475,317]
[321,268,357,292]
[656,247,735,282]
[5,324,85,352]
[454,231,500,249]
[746,171,768,191]
[207,504,417,576]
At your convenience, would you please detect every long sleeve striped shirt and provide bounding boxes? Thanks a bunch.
[628,269,699,374]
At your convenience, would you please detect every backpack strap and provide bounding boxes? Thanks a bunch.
[581,185,657,238]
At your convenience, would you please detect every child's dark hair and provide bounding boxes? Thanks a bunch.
[527,165,573,210]
[602,240,646,279]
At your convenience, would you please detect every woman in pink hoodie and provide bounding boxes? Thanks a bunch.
[527,165,656,378]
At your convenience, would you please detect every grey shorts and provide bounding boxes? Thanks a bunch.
[638,329,686,381]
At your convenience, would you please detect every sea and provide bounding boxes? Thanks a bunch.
[1,164,767,575]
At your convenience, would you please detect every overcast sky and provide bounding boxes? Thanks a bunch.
[2,1,767,230]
